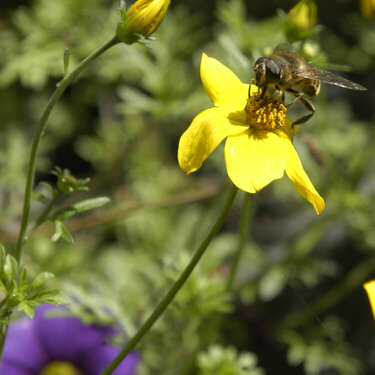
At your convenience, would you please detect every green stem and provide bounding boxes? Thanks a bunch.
[0,294,11,309]
[26,192,62,239]
[15,36,119,264]
[181,192,254,375]
[227,192,253,291]
[100,185,238,375]
[0,325,8,363]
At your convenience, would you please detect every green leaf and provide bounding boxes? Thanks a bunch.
[52,197,110,222]
[4,255,18,285]
[40,294,69,306]
[17,301,35,318]
[31,272,55,289]
[31,191,50,205]
[0,315,11,325]
[32,289,66,305]
[71,197,110,213]
[258,266,286,302]
[0,280,7,292]
[51,220,74,243]
[52,167,90,194]
[0,245,6,282]
[19,268,27,287]
[52,206,77,221]
[198,345,264,375]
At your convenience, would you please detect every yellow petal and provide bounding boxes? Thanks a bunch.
[285,143,325,214]
[126,0,170,37]
[178,107,248,174]
[224,130,289,193]
[200,53,249,108]
[364,280,375,320]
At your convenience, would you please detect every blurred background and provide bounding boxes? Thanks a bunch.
[1,0,375,374]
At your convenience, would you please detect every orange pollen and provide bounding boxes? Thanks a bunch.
[245,91,287,130]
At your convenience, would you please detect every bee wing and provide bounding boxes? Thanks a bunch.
[298,65,367,91]
[273,43,299,54]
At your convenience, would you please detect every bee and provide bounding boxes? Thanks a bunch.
[253,44,367,127]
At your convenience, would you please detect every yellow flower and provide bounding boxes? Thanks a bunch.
[364,280,375,319]
[128,0,170,35]
[360,0,375,19]
[288,0,317,30]
[116,0,170,44]
[178,54,325,215]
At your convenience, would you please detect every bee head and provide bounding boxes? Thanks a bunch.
[253,57,281,86]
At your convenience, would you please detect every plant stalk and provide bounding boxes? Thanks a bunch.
[227,192,253,291]
[26,192,62,239]
[181,191,254,375]
[0,325,8,363]
[100,185,238,375]
[4,35,119,364]
[15,36,119,264]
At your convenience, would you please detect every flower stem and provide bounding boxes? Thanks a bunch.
[15,35,119,264]
[0,325,8,363]
[227,192,253,291]
[26,192,62,239]
[100,185,238,375]
[180,192,254,375]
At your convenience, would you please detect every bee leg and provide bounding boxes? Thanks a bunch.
[285,89,315,136]
[291,95,315,126]
[285,88,304,108]
[260,85,267,99]
[262,87,282,105]
[248,78,256,97]
[275,85,285,102]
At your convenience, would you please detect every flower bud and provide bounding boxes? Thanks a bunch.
[288,0,317,31]
[360,0,375,19]
[116,0,170,44]
[364,280,375,319]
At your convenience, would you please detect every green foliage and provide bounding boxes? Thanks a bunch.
[281,317,363,375]
[197,345,264,375]
[51,167,90,194]
[32,167,111,243]
[0,0,374,374]
[0,245,65,322]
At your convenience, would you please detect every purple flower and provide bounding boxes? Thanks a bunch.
[0,304,139,375]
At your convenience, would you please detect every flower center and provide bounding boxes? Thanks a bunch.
[39,361,83,375]
[245,89,287,130]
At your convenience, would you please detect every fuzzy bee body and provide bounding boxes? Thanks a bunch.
[253,44,366,127]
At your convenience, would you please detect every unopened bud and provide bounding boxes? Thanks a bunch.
[364,280,375,320]
[360,0,375,19]
[288,0,317,31]
[116,0,170,44]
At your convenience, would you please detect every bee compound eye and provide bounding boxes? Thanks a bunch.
[253,58,268,85]
[265,59,281,84]
[255,71,262,83]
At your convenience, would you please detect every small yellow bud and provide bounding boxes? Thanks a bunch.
[364,280,375,320]
[117,0,170,44]
[288,0,317,31]
[360,0,375,19]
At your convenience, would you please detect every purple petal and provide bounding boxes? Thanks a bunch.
[0,361,32,375]
[81,346,139,375]
[34,305,115,363]
[0,318,48,375]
